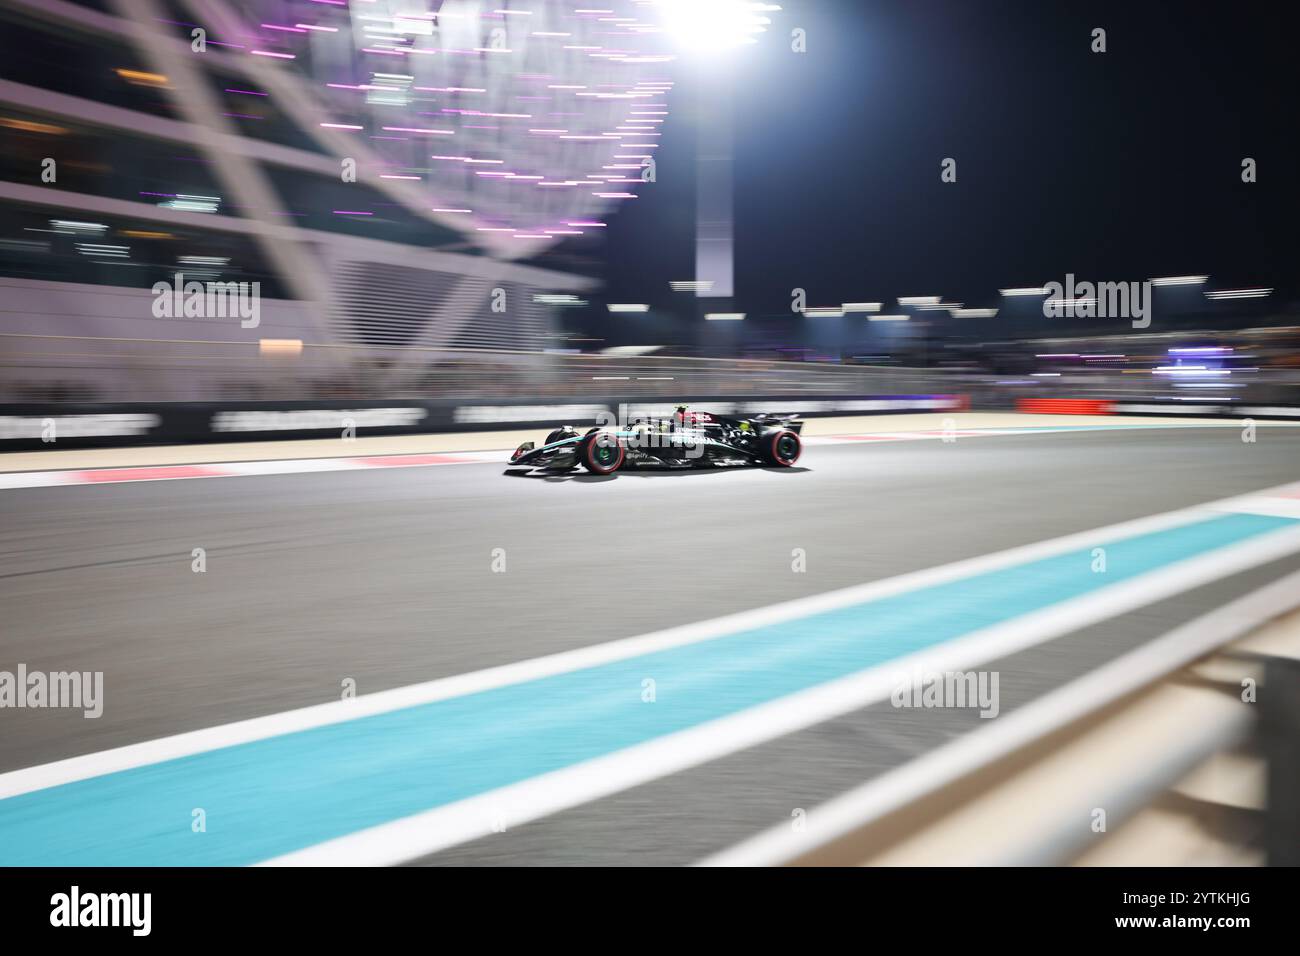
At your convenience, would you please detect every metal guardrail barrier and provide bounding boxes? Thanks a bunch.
[1260,654,1300,866]
[700,569,1300,867]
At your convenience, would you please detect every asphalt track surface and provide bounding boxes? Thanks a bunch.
[1,424,1298,865]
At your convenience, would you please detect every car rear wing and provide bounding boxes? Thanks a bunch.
[749,413,804,433]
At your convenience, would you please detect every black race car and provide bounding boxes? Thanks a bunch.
[508,405,803,475]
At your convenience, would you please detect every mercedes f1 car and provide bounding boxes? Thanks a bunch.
[508,406,803,474]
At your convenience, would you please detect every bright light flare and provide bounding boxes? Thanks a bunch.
[654,0,779,53]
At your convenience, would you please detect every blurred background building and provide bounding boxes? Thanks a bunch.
[0,0,684,400]
[1,0,1297,409]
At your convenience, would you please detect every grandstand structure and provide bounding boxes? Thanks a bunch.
[0,0,674,400]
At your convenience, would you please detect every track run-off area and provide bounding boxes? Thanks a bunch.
[1,414,1298,865]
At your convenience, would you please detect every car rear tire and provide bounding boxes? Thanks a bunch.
[764,429,801,467]
[581,433,624,474]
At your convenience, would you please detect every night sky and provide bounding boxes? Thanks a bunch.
[568,0,1296,316]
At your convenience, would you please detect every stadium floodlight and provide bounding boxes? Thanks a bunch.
[704,312,745,320]
[999,287,1050,296]
[259,339,304,356]
[869,314,910,322]
[607,303,650,312]
[803,307,844,317]
[49,220,107,234]
[842,302,882,313]
[1150,275,1208,286]
[897,295,940,306]
[654,0,780,54]
[602,345,665,355]
[1205,288,1272,300]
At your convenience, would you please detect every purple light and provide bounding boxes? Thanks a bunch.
[286,8,676,250]
[381,126,455,135]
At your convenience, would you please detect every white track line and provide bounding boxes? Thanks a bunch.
[263,519,1300,865]
[0,451,501,489]
[1,480,1289,801]
[1,482,1297,865]
[696,568,1300,866]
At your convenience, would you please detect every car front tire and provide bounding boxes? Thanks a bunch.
[581,433,624,474]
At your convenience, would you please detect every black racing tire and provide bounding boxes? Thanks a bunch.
[764,429,801,467]
[581,433,624,474]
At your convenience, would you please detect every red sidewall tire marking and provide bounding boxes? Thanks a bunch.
[769,430,800,466]
[586,435,624,473]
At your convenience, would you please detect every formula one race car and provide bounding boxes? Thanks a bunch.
[508,405,803,474]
